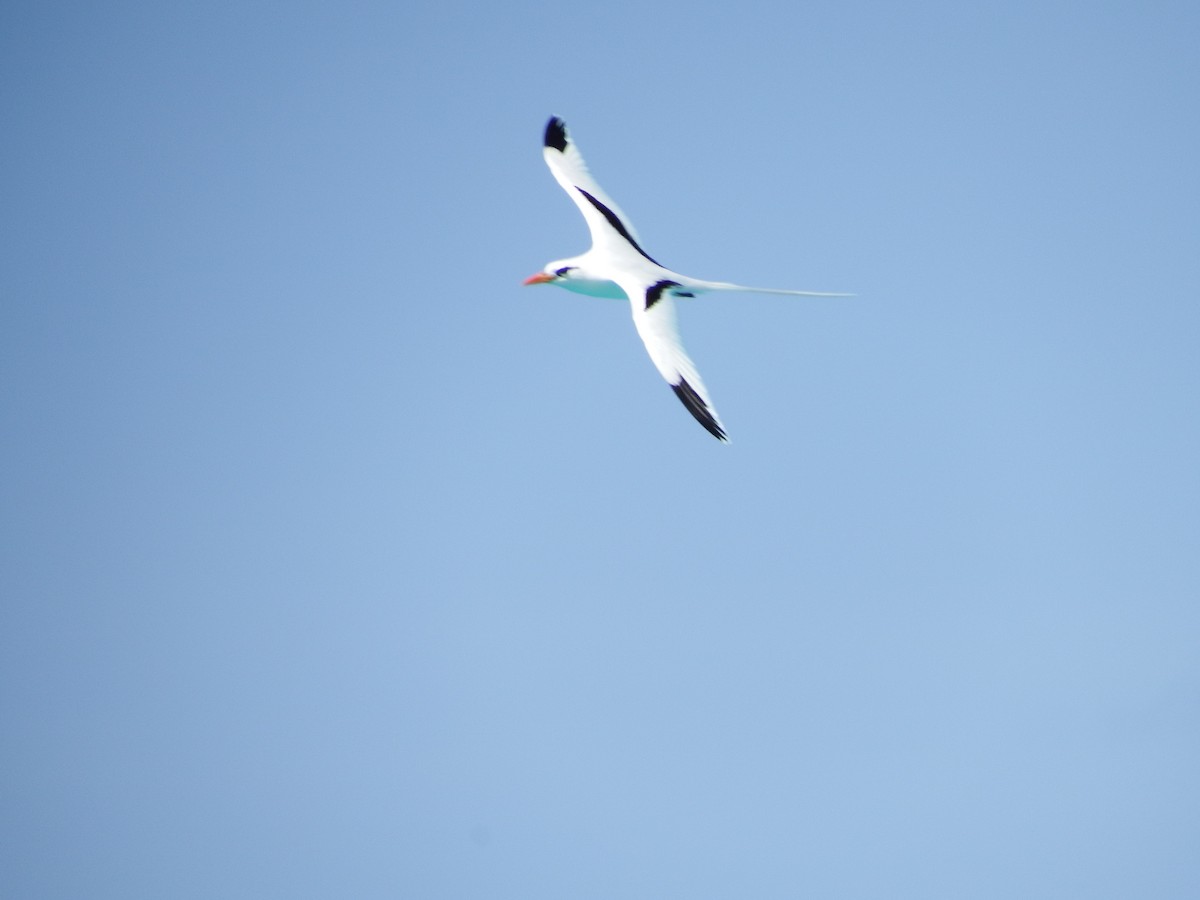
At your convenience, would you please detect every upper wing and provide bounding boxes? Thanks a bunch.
[615,275,729,442]
[542,117,661,265]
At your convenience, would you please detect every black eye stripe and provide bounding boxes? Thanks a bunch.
[554,266,575,277]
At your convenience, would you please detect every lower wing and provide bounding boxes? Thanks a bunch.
[616,276,729,442]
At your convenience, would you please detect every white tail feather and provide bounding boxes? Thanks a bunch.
[688,279,854,297]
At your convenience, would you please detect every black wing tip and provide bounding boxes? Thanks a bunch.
[671,379,729,442]
[544,117,568,152]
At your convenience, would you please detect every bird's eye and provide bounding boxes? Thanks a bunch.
[554,266,574,277]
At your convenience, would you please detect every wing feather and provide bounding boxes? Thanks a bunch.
[542,118,657,264]
[614,276,729,442]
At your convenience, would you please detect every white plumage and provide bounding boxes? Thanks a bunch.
[524,116,849,441]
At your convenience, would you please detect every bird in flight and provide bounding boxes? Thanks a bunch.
[524,116,850,442]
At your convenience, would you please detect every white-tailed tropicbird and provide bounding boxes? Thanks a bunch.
[524,116,850,442]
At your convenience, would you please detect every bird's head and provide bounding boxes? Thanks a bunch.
[522,261,579,287]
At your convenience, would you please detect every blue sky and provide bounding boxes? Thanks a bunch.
[2,1,1198,897]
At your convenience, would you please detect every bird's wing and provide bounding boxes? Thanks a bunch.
[542,117,661,265]
[614,275,728,442]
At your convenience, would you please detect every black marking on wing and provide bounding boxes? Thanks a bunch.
[645,280,680,310]
[576,188,661,265]
[544,117,568,152]
[671,378,728,441]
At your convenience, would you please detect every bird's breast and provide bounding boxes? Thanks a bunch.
[559,277,629,300]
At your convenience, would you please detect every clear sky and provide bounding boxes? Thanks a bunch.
[2,1,1198,897]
